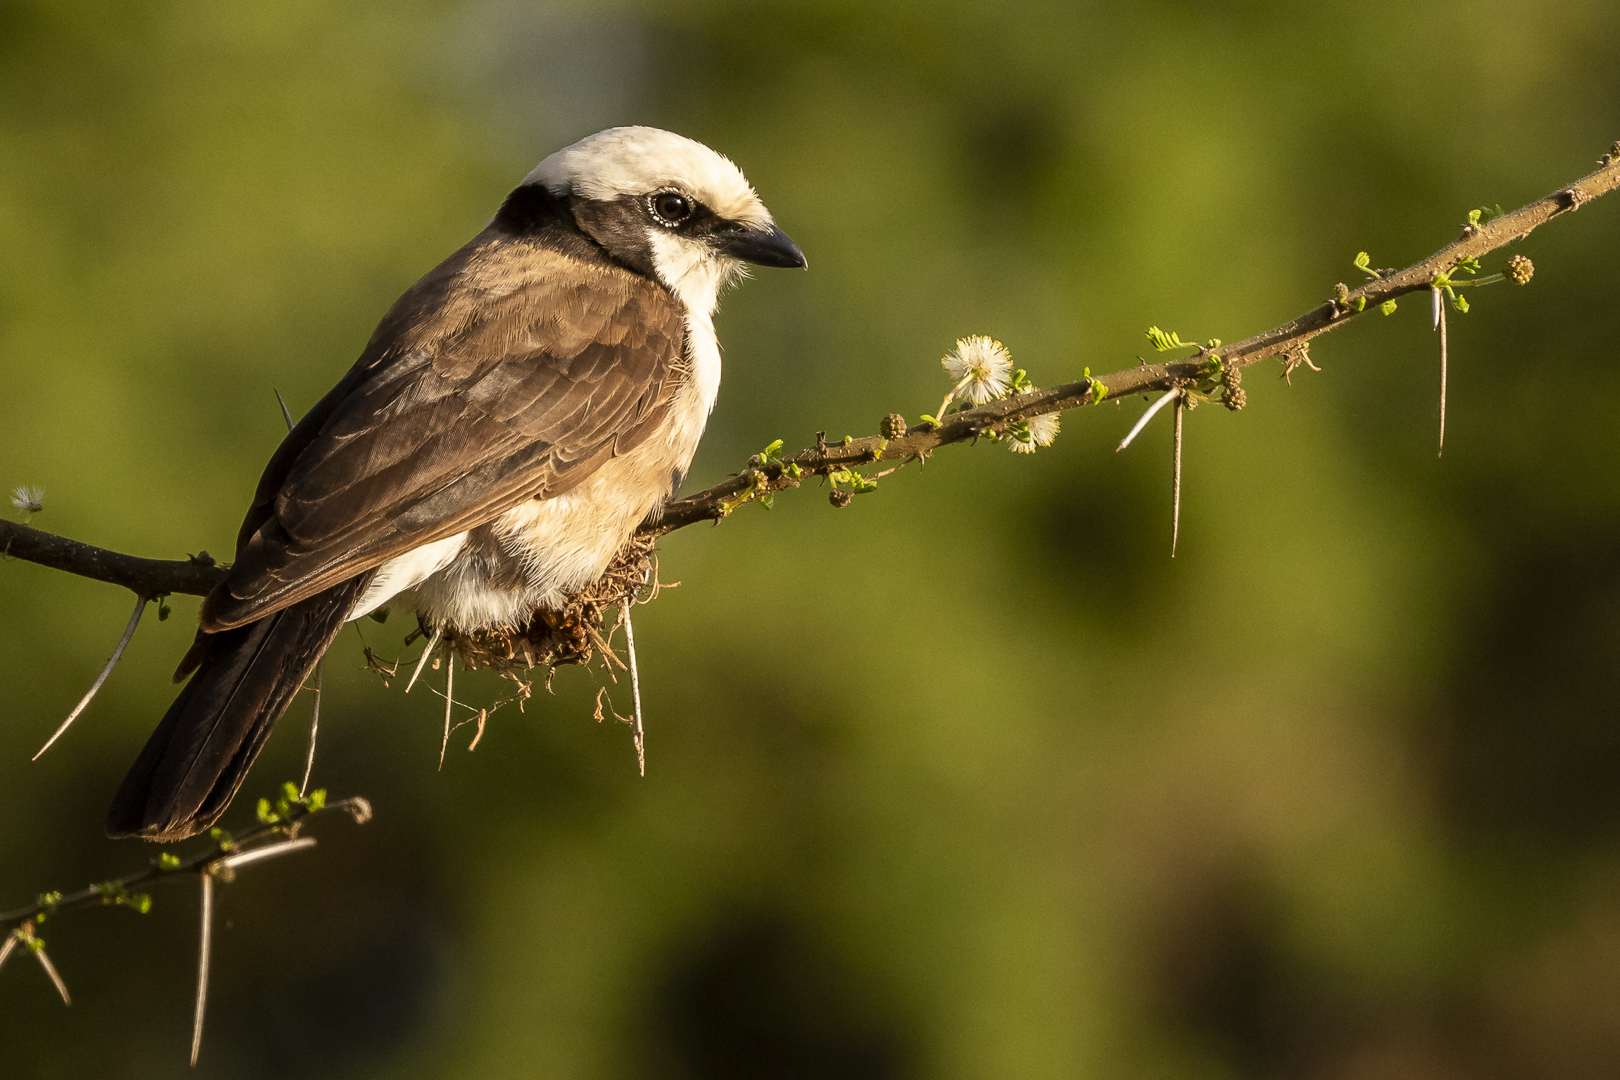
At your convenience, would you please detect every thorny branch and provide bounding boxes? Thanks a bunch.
[651,144,1620,531]
[0,787,372,1044]
[0,790,372,932]
[5,144,1619,596]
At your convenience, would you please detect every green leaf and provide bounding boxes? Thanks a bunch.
[759,438,783,461]
[305,789,326,812]
[758,493,774,510]
[1354,251,1371,270]
[1146,326,1194,352]
[1380,299,1398,316]
[1453,293,1470,313]
[1090,380,1109,403]
[158,853,181,871]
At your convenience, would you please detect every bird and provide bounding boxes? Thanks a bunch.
[107,126,806,841]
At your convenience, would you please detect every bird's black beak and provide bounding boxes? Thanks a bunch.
[715,223,807,269]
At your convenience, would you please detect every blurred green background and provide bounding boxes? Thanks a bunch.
[5,1,1620,1077]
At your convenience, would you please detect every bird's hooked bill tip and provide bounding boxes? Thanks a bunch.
[717,224,807,269]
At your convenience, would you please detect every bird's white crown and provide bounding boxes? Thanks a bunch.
[527,126,772,228]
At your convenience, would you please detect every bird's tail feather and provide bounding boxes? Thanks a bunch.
[106,576,369,841]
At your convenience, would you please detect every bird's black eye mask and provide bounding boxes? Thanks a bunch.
[493,182,738,283]
[569,192,729,279]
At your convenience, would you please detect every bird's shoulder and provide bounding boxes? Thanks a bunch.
[205,211,689,630]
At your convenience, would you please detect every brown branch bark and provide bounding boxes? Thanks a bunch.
[5,140,1619,592]
[0,520,224,598]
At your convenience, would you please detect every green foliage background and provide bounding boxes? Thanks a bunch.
[4,2,1620,1077]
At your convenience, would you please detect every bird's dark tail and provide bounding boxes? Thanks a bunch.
[107,577,369,841]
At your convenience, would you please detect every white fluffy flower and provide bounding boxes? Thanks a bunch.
[941,336,1013,405]
[1006,387,1060,454]
[10,485,44,514]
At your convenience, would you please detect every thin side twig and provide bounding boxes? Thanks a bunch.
[33,593,147,759]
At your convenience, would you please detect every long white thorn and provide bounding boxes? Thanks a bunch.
[219,837,317,872]
[438,650,455,771]
[1171,394,1184,557]
[191,873,215,1066]
[1117,389,1180,453]
[1436,289,1448,457]
[273,389,296,432]
[35,594,146,759]
[300,663,323,797]
[404,627,442,694]
[34,943,70,1006]
[0,932,16,972]
[621,600,646,777]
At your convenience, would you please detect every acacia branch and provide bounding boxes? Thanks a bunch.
[6,142,1619,593]
[649,142,1620,532]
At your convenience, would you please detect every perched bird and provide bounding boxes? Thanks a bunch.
[108,127,806,841]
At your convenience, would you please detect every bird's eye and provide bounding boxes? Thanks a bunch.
[651,192,692,225]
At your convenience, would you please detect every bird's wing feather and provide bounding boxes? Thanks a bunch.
[201,236,686,631]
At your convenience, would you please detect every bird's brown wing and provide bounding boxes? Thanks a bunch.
[201,235,686,632]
